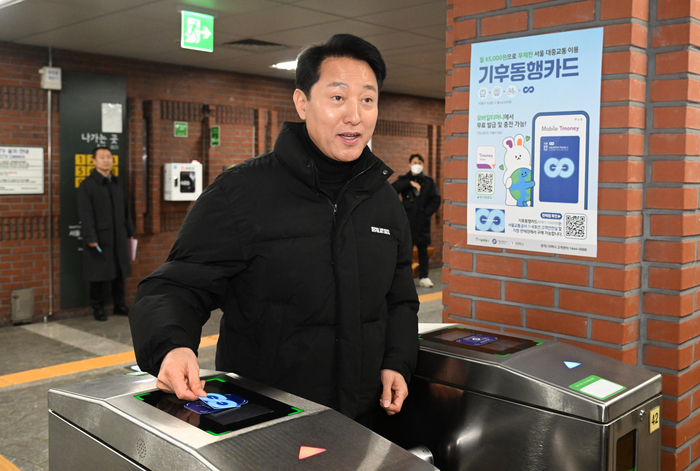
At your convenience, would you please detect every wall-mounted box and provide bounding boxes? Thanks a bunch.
[11,288,34,324]
[163,162,202,201]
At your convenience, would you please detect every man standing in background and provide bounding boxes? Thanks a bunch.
[77,146,134,321]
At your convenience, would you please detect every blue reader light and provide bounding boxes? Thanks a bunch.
[564,361,581,369]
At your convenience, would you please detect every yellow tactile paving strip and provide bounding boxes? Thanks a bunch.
[0,334,220,390]
[0,292,441,390]
[420,292,442,302]
[0,454,20,471]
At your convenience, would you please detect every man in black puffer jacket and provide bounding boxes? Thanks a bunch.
[129,34,419,424]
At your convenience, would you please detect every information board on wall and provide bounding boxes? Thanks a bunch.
[0,146,44,194]
[467,28,603,257]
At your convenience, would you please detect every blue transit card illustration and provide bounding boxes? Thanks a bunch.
[539,136,580,204]
[184,401,220,415]
[184,393,248,414]
[457,335,498,346]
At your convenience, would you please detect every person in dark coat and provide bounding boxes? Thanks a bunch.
[392,154,441,288]
[77,146,135,321]
[129,34,419,425]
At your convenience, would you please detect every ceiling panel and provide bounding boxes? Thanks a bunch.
[363,31,443,52]
[357,1,446,29]
[213,4,339,37]
[256,19,395,49]
[19,13,174,50]
[412,23,448,41]
[292,0,434,19]
[0,0,448,99]
[43,0,159,13]
[0,1,111,41]
[117,0,280,24]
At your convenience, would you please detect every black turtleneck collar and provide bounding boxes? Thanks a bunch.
[301,124,360,202]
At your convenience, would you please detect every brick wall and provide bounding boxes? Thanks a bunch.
[0,40,444,325]
[444,0,700,469]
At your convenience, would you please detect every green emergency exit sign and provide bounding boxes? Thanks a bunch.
[174,121,188,137]
[211,126,220,146]
[181,11,214,52]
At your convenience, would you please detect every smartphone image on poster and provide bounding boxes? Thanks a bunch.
[532,112,589,209]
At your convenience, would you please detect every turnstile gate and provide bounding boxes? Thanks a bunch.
[375,325,662,471]
[48,370,437,471]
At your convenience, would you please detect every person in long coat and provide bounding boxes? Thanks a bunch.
[392,153,441,288]
[77,146,135,321]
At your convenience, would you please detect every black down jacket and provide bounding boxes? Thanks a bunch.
[392,171,441,246]
[130,122,419,419]
[77,170,134,282]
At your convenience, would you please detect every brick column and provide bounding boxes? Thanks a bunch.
[129,97,146,235]
[270,110,280,148]
[143,100,161,234]
[444,1,700,469]
[256,108,269,156]
[644,2,700,469]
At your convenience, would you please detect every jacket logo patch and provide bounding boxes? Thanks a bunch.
[371,226,391,235]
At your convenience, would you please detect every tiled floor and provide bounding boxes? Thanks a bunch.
[0,269,443,470]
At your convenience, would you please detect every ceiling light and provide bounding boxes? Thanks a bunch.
[0,0,25,9]
[270,61,297,71]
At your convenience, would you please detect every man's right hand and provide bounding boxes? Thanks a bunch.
[156,347,207,401]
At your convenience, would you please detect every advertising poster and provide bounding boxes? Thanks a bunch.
[467,28,603,257]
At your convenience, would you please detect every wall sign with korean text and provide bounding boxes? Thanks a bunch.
[467,28,603,257]
[0,146,44,195]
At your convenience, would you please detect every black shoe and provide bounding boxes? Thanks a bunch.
[94,308,108,321]
[113,305,129,316]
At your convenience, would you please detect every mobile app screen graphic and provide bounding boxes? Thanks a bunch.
[532,112,589,209]
[476,145,496,170]
[539,136,579,204]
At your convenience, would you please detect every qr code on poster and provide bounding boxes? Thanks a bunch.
[565,214,586,239]
[476,171,494,195]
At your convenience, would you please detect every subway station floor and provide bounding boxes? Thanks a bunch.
[0,269,442,471]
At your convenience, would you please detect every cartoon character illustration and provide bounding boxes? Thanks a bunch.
[502,134,532,206]
[509,167,535,207]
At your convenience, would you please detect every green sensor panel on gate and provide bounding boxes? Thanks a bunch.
[422,327,542,356]
[135,375,302,436]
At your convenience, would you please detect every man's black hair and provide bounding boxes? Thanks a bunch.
[92,146,111,156]
[295,34,386,99]
[409,153,424,163]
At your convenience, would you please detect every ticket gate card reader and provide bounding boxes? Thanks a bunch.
[49,371,438,471]
[375,325,662,471]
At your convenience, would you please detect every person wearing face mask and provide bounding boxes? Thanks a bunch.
[392,154,441,288]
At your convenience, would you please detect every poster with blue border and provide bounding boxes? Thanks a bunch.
[467,28,603,257]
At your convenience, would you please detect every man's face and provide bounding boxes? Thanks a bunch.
[293,57,378,162]
[93,149,113,174]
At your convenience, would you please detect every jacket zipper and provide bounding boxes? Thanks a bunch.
[310,158,381,344]
[310,159,379,220]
